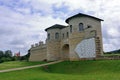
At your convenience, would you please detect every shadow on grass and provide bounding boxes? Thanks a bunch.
[41,60,99,75]
[41,60,120,75]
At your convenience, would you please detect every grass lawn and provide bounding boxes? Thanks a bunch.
[0,61,46,70]
[1,60,120,80]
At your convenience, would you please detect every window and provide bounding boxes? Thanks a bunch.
[55,32,59,39]
[70,25,72,33]
[48,33,50,40]
[62,33,64,39]
[66,32,69,38]
[79,23,84,31]
[87,25,92,28]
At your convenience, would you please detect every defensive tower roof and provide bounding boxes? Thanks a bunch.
[65,13,103,23]
[45,24,66,31]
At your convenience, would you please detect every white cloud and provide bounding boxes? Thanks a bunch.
[0,0,120,55]
[0,3,66,55]
[108,28,120,38]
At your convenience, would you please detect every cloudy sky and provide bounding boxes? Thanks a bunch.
[0,0,120,55]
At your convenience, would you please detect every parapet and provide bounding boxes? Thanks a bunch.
[31,41,46,48]
[39,41,44,45]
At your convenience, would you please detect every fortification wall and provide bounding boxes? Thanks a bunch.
[29,42,47,61]
[29,13,103,61]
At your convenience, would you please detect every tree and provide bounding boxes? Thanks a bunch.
[19,50,31,61]
[0,50,4,58]
[26,49,31,61]
[0,50,4,63]
[4,50,12,58]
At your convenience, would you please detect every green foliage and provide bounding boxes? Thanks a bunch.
[103,53,120,56]
[104,49,120,54]
[19,49,31,61]
[4,50,12,58]
[0,59,3,63]
[19,54,28,61]
[0,50,4,58]
[0,50,13,63]
[1,57,12,62]
[0,49,30,63]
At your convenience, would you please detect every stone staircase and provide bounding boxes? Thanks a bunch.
[95,37,102,57]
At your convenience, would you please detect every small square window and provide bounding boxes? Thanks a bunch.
[87,25,92,28]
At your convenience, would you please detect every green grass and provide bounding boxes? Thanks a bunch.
[1,60,120,80]
[0,61,46,70]
[44,60,120,74]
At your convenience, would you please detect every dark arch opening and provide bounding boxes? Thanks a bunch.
[61,44,69,60]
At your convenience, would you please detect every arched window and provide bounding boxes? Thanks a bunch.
[66,32,69,38]
[55,32,59,39]
[48,33,50,40]
[79,23,84,31]
[62,33,64,39]
[70,25,72,33]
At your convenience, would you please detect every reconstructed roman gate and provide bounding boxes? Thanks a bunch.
[29,13,103,61]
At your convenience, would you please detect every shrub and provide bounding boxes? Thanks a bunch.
[0,59,3,63]
[1,57,12,62]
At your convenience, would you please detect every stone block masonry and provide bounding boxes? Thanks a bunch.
[29,13,103,61]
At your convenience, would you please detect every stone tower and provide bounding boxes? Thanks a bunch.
[45,24,66,61]
[65,13,103,60]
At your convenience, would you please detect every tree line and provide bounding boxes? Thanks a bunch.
[0,50,30,63]
[0,50,13,63]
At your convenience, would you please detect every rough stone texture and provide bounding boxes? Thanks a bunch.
[29,44,47,61]
[46,40,61,61]
[29,13,103,61]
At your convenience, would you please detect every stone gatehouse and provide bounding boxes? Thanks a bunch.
[29,13,103,61]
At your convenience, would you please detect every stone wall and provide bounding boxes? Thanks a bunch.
[29,43,47,61]
[46,40,61,61]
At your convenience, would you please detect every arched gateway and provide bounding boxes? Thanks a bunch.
[61,44,69,60]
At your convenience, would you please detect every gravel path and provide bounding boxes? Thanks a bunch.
[0,60,63,73]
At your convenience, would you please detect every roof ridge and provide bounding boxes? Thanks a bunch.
[65,13,103,23]
[45,24,67,31]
